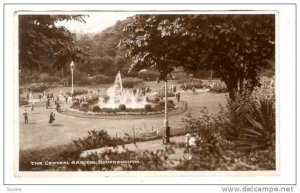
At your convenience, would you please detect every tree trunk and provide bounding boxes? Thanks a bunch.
[238,78,244,94]
[228,89,235,101]
[222,77,237,101]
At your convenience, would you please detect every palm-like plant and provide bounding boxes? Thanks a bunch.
[235,99,275,151]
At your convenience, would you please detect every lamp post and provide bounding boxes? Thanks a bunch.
[70,61,75,96]
[163,79,170,144]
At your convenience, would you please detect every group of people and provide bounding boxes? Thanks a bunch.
[23,90,61,125]
[132,86,151,96]
[37,91,55,101]
[26,91,34,101]
[23,109,56,125]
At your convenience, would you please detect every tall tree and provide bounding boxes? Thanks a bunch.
[121,14,275,100]
[19,15,86,72]
[171,15,275,99]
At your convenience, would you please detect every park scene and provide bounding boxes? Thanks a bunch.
[18,13,275,171]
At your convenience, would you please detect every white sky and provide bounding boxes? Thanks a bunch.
[57,12,136,33]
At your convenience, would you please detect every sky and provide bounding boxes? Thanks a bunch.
[57,12,136,34]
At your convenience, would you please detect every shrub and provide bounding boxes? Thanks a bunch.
[152,104,163,111]
[73,130,124,150]
[178,78,204,89]
[234,98,275,152]
[66,88,88,96]
[156,101,175,109]
[19,71,40,85]
[167,100,174,105]
[93,74,114,84]
[27,83,49,92]
[155,92,175,98]
[78,77,93,85]
[209,83,228,93]
[86,98,94,104]
[60,78,69,86]
[39,76,61,83]
[80,102,89,109]
[91,105,101,112]
[144,104,152,112]
[70,101,80,109]
[122,77,143,88]
[119,104,126,111]
[19,97,29,106]
[137,71,159,81]
[158,101,165,107]
[180,85,276,170]
[154,97,160,103]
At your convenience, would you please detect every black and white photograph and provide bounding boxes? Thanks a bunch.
[3,0,300,192]
[13,10,280,175]
[16,11,277,173]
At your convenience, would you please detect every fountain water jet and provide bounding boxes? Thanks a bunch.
[99,71,148,109]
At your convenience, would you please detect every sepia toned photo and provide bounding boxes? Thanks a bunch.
[16,11,276,173]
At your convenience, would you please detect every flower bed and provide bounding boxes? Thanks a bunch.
[69,96,178,116]
[68,107,170,116]
[61,101,188,119]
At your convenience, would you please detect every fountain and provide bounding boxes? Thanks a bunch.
[98,71,148,109]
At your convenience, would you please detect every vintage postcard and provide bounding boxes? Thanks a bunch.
[15,10,278,177]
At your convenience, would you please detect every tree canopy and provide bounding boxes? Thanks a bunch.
[19,15,86,72]
[74,19,133,76]
[121,14,275,99]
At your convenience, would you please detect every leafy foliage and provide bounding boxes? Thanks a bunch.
[70,101,80,109]
[121,14,275,99]
[118,104,127,111]
[209,83,228,93]
[121,77,144,88]
[73,130,123,150]
[181,85,275,170]
[19,97,29,106]
[66,88,88,96]
[27,83,49,92]
[91,105,101,112]
[234,98,275,151]
[19,15,86,71]
[144,104,152,112]
[73,19,133,76]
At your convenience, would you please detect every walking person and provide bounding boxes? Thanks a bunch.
[23,110,28,124]
[31,103,34,111]
[177,92,181,102]
[56,102,60,112]
[65,96,68,104]
[185,133,191,148]
[49,112,55,125]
